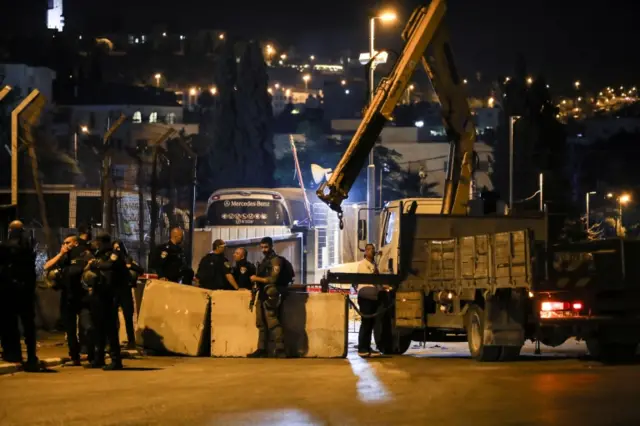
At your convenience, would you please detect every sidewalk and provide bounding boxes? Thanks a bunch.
[0,331,139,375]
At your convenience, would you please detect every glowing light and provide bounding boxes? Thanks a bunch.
[526,76,533,85]
[280,53,287,60]
[210,86,217,95]
[341,79,347,86]
[303,74,311,82]
[80,125,89,133]
[379,11,397,21]
[620,194,631,204]
[488,97,495,107]
[310,55,315,61]
[266,44,275,56]
[345,89,350,94]
[574,80,581,89]
[189,87,197,96]
[219,33,225,40]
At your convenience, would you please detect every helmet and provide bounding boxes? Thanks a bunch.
[82,269,100,290]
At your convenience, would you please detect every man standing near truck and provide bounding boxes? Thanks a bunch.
[356,243,383,357]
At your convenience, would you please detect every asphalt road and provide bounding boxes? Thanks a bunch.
[1,340,640,426]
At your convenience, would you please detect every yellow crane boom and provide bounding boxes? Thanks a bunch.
[317,0,477,218]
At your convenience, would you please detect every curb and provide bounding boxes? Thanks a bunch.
[0,349,139,376]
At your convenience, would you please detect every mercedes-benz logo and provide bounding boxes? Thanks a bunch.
[223,200,230,207]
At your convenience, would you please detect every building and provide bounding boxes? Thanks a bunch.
[0,63,57,103]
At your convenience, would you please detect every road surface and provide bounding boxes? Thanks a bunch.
[1,340,640,426]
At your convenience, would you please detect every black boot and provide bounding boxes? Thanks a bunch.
[247,349,268,358]
[103,360,123,371]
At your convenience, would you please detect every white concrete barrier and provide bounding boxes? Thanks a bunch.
[210,290,348,358]
[282,293,348,358]
[136,280,212,356]
[210,290,259,357]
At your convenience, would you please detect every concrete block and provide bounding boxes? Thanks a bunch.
[210,290,259,357]
[136,280,212,356]
[282,292,348,358]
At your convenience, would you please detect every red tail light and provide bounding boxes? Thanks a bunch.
[540,300,584,318]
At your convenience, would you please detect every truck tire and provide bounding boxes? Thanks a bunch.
[466,305,501,362]
[586,339,639,363]
[374,325,412,355]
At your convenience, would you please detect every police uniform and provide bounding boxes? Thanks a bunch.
[232,260,256,290]
[55,246,95,363]
[88,248,127,369]
[254,252,286,356]
[196,252,232,290]
[0,232,37,367]
[154,242,194,284]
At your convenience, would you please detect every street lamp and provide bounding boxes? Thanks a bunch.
[508,115,522,210]
[218,33,225,40]
[585,191,596,230]
[302,74,311,90]
[574,80,581,89]
[210,86,217,95]
[405,84,415,104]
[367,10,397,243]
[154,73,162,87]
[74,125,89,162]
[607,192,631,236]
[526,76,533,85]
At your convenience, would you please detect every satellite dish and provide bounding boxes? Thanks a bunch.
[311,164,332,184]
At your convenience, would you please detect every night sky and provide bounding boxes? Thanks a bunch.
[20,1,640,90]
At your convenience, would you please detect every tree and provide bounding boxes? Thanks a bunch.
[494,56,570,214]
[198,39,275,195]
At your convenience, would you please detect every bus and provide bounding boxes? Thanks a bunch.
[204,187,312,229]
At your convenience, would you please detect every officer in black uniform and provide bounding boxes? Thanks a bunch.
[0,220,39,371]
[232,247,256,290]
[86,232,125,370]
[195,239,242,290]
[44,235,95,366]
[247,237,287,359]
[154,227,194,284]
[113,240,142,349]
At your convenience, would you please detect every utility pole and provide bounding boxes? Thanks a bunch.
[11,90,42,211]
[508,115,521,211]
[175,134,197,265]
[100,114,127,233]
[148,128,177,265]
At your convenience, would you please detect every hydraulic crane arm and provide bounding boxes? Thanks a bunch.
[316,0,477,217]
[316,0,447,216]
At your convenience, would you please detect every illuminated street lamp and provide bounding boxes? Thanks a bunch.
[302,74,311,89]
[218,33,225,40]
[405,84,415,104]
[367,10,397,242]
[310,55,315,61]
[608,192,632,236]
[341,79,347,86]
[266,44,275,56]
[210,86,217,95]
[526,76,533,85]
[74,125,90,162]
[189,87,197,96]
[154,73,162,87]
[488,96,495,108]
[574,80,581,89]
[280,53,287,60]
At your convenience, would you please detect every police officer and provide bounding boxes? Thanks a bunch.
[232,247,256,290]
[113,240,142,349]
[247,237,287,359]
[86,232,125,370]
[195,239,242,291]
[44,235,95,366]
[154,227,194,284]
[0,220,39,371]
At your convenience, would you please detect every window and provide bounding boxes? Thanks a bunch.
[381,210,397,247]
[166,113,176,124]
[132,111,142,123]
[149,112,158,123]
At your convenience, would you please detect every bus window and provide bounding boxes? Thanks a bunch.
[207,199,290,226]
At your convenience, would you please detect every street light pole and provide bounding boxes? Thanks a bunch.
[585,191,596,230]
[508,115,521,210]
[366,17,377,244]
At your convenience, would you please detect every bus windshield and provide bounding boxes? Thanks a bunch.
[206,199,290,226]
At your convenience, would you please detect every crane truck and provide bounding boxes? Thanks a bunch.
[317,0,640,362]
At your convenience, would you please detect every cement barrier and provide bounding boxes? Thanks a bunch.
[135,279,211,356]
[210,290,348,358]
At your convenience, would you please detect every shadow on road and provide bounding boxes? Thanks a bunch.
[121,367,162,371]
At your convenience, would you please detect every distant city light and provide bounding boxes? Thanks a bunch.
[310,55,315,61]
[574,80,581,89]
[266,44,275,56]
[463,79,468,84]
[280,54,287,60]
[341,79,347,86]
[415,120,424,128]
[80,125,89,133]
[303,74,311,82]
[526,76,533,85]
[180,35,185,40]
[219,33,225,40]
[162,32,167,37]
[275,83,280,89]
[210,86,217,95]
[620,194,631,204]
[189,87,197,96]
[488,97,495,107]
[345,89,350,95]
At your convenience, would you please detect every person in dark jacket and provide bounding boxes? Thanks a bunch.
[112,240,142,349]
[85,232,126,370]
[44,236,94,365]
[195,239,241,290]
[0,221,39,371]
[153,227,193,284]
[231,247,256,290]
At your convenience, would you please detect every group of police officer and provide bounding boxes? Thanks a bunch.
[43,229,142,370]
[153,230,291,358]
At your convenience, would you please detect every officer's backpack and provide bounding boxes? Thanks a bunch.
[277,255,295,287]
